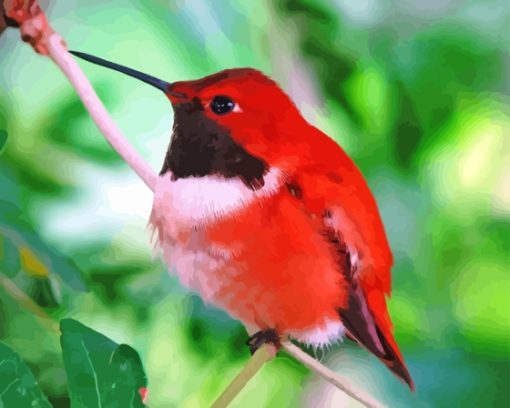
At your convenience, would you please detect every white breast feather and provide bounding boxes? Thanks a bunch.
[152,167,283,227]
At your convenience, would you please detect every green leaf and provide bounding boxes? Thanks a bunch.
[0,129,7,156]
[0,342,52,408]
[60,319,147,408]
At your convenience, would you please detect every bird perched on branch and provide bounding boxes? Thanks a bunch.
[70,50,414,390]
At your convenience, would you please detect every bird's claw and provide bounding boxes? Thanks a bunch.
[246,329,281,355]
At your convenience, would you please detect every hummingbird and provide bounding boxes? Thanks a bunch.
[70,50,414,390]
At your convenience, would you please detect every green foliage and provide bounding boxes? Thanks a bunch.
[0,321,147,408]
[0,342,52,408]
[0,200,86,308]
[60,319,146,408]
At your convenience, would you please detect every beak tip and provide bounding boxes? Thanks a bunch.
[68,50,84,58]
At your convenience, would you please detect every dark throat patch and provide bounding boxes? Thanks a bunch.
[160,98,268,190]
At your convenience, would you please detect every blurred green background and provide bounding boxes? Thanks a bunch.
[0,0,509,407]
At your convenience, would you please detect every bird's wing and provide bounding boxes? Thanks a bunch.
[295,141,414,389]
[324,209,414,390]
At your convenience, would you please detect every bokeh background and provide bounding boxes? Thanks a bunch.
[1,0,509,407]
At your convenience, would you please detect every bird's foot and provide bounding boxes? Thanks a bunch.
[246,329,281,355]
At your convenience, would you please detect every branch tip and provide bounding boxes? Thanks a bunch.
[3,0,55,54]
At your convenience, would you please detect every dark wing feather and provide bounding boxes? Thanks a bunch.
[323,225,415,390]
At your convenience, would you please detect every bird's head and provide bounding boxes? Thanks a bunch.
[70,51,307,189]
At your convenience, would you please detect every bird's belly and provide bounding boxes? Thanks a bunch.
[158,233,240,306]
[155,224,345,347]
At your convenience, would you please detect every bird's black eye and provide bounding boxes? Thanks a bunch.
[210,95,236,115]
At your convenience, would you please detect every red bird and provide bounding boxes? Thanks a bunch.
[71,51,414,390]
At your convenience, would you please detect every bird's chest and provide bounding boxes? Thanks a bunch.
[149,172,280,303]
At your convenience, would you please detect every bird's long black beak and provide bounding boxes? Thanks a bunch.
[69,50,180,97]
